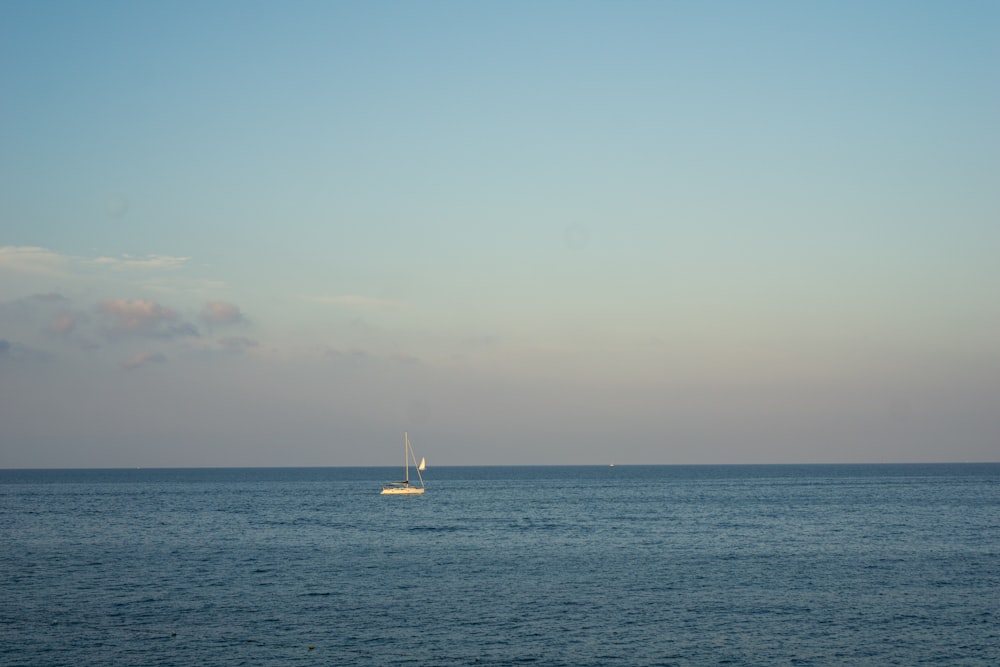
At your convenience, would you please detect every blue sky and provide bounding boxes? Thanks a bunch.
[2,1,998,467]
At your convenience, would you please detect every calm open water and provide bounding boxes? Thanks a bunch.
[1,464,998,666]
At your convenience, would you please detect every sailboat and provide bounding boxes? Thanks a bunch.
[380,431,426,495]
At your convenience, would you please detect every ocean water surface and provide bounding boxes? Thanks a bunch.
[1,464,998,666]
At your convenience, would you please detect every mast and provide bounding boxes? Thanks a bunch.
[404,431,410,484]
[406,431,425,489]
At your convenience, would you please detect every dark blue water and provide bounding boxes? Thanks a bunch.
[2,465,998,666]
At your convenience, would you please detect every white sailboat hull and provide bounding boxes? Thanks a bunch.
[380,485,425,495]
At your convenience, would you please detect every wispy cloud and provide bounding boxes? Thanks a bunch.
[200,301,244,325]
[0,246,69,277]
[97,298,199,338]
[0,246,190,281]
[23,293,88,338]
[32,292,71,303]
[0,338,48,363]
[324,347,372,362]
[323,346,420,367]
[49,311,82,336]
[123,351,167,370]
[304,294,400,309]
[90,254,190,271]
[390,352,421,365]
[218,336,258,353]
[1,248,265,370]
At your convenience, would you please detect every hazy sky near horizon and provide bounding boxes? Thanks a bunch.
[2,1,998,467]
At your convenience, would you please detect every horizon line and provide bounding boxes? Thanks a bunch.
[2,461,997,472]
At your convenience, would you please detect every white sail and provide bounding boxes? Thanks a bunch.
[418,457,426,471]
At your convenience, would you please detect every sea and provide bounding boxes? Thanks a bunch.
[1,464,998,666]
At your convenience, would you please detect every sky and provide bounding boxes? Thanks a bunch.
[1,1,998,467]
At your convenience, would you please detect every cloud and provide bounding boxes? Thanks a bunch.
[49,312,81,336]
[123,351,167,370]
[201,301,244,325]
[0,246,190,282]
[218,336,258,353]
[90,254,190,270]
[305,294,400,309]
[32,292,71,303]
[1,294,78,342]
[390,352,421,365]
[322,346,420,367]
[97,298,199,338]
[20,293,89,338]
[325,347,372,363]
[0,246,69,277]
[0,338,48,363]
